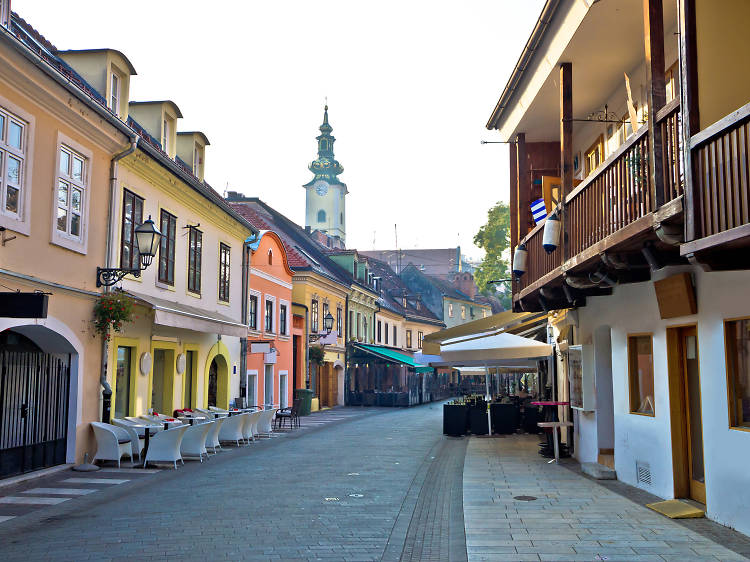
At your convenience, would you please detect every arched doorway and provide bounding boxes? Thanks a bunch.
[204,342,230,409]
[207,358,218,407]
[0,328,74,478]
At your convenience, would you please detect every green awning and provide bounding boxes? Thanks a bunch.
[356,344,434,373]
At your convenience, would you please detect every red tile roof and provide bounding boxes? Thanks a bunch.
[229,203,307,268]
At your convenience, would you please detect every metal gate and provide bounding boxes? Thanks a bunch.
[0,350,70,478]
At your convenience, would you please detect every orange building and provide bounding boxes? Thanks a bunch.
[244,229,295,410]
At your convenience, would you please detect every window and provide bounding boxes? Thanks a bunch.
[187,227,202,294]
[268,249,273,265]
[725,318,750,429]
[628,335,655,415]
[264,364,274,407]
[356,313,361,340]
[418,331,424,349]
[162,118,171,154]
[353,260,358,278]
[377,320,382,343]
[110,72,120,115]
[349,310,354,337]
[317,209,326,223]
[363,317,368,343]
[0,107,26,218]
[265,298,274,332]
[279,304,288,335]
[393,325,397,347]
[158,210,176,285]
[218,243,231,302]
[448,303,454,318]
[337,306,342,336]
[120,189,144,270]
[323,302,330,331]
[585,136,604,176]
[248,294,258,330]
[665,62,679,104]
[184,350,196,408]
[193,142,201,176]
[406,330,412,348]
[461,305,466,320]
[311,299,319,332]
[385,322,389,345]
[56,145,86,239]
[114,346,132,419]
[619,111,636,144]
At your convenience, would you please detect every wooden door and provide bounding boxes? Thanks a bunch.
[667,326,706,504]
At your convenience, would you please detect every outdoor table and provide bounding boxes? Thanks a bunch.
[537,421,574,464]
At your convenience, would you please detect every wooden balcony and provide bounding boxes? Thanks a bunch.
[514,101,684,312]
[681,101,750,270]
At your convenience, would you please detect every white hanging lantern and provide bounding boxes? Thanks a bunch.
[512,243,528,279]
[542,212,561,254]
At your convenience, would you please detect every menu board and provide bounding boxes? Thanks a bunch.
[567,345,584,409]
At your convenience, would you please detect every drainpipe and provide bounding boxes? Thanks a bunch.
[240,242,251,404]
[99,136,138,423]
[344,294,350,404]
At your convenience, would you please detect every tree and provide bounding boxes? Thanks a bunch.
[473,201,511,309]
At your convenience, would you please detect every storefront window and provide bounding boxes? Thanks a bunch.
[726,318,750,428]
[114,346,131,418]
[628,334,654,415]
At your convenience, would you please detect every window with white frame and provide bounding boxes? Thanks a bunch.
[110,72,120,116]
[418,331,424,349]
[279,302,289,336]
[265,297,275,333]
[448,303,454,318]
[56,145,87,240]
[0,106,26,219]
[248,290,260,330]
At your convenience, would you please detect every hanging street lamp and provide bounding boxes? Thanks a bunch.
[96,216,162,287]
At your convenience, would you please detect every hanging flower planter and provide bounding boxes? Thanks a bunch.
[308,345,326,366]
[93,291,134,341]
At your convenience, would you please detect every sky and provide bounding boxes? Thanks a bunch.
[18,0,544,261]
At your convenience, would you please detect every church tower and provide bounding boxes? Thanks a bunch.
[304,105,347,246]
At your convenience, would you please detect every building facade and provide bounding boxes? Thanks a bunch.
[489,0,750,535]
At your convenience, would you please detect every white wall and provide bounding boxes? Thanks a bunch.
[576,266,750,536]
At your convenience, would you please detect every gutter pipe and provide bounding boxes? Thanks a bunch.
[99,135,138,422]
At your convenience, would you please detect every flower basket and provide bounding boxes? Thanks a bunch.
[93,291,134,341]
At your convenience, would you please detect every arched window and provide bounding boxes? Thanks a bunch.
[317,210,326,223]
[268,249,273,265]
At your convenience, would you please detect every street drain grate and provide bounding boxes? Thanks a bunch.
[348,493,364,498]
[513,495,538,501]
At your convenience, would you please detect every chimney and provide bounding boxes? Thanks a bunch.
[456,272,477,299]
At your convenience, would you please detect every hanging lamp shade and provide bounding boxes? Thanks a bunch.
[135,215,162,268]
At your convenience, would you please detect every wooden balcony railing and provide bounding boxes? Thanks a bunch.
[690,101,750,239]
[566,127,652,257]
[516,101,682,295]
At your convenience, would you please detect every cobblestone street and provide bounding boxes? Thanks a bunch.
[0,405,749,561]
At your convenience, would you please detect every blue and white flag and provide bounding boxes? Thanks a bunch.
[531,198,547,224]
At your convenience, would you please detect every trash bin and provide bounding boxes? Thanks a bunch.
[443,403,467,436]
[295,388,314,416]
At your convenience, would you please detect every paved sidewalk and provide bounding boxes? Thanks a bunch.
[463,434,748,562]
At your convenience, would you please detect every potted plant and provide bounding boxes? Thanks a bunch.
[93,290,134,341]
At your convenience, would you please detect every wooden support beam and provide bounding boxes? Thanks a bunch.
[560,62,573,261]
[679,0,700,241]
[516,133,532,238]
[644,0,667,208]
[509,140,519,299]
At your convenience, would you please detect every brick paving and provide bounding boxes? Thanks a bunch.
[463,434,749,562]
[0,404,466,561]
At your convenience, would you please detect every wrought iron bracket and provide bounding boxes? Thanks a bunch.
[96,267,141,287]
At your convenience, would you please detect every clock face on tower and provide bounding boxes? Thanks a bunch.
[313,180,329,196]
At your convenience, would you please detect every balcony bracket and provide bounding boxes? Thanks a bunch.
[654,221,683,246]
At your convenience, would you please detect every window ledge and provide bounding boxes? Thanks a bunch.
[187,290,201,299]
[217,299,230,307]
[155,280,175,291]
[729,425,750,433]
[50,234,87,255]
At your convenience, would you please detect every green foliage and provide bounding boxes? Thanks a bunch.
[308,345,326,366]
[473,201,511,310]
[93,290,135,341]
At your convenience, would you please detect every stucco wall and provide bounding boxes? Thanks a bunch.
[577,266,750,536]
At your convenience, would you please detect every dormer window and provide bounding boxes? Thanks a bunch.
[162,118,172,154]
[110,72,120,116]
[193,142,202,176]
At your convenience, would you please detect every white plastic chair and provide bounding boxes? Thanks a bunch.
[111,418,146,459]
[255,409,276,438]
[196,408,226,420]
[91,422,133,468]
[218,413,246,446]
[245,410,263,442]
[143,425,188,469]
[205,417,225,454]
[180,422,212,462]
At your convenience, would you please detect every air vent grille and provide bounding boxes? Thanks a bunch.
[636,461,652,486]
